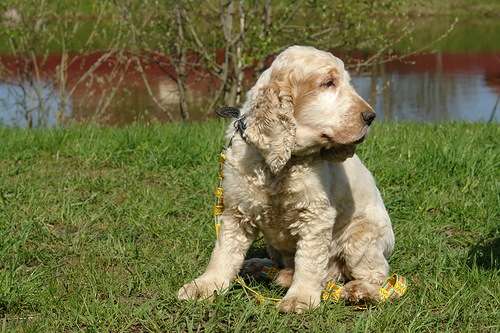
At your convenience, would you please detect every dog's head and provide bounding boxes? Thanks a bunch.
[244,45,375,174]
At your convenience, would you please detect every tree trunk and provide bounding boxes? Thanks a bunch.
[255,0,272,78]
[233,0,245,105]
[174,4,189,120]
[221,0,235,106]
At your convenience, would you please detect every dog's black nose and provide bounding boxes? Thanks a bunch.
[361,111,376,126]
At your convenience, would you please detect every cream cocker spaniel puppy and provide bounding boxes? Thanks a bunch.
[178,46,394,313]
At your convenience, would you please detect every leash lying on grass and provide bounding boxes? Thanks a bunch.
[236,261,407,305]
[213,107,408,305]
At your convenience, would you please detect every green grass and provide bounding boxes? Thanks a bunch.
[0,122,499,332]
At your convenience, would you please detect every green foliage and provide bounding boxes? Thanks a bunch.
[0,0,413,56]
[0,0,121,53]
[0,122,498,331]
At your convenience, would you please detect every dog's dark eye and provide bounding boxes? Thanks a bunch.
[322,79,336,88]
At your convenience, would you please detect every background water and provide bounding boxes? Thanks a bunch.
[0,17,499,127]
[353,53,500,122]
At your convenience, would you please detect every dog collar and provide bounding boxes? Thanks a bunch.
[216,106,247,145]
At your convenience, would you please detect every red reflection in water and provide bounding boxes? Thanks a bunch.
[385,53,500,75]
[0,51,222,124]
[0,51,499,125]
[385,53,500,96]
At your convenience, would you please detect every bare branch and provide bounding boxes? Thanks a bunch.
[135,56,174,122]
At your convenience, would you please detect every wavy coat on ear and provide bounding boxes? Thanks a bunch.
[244,84,296,174]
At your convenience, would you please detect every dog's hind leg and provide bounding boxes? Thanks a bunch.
[240,257,275,279]
[240,246,295,288]
[340,216,393,303]
[274,268,294,288]
[341,252,388,303]
[267,247,295,288]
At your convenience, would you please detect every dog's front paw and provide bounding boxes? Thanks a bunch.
[177,277,229,301]
[277,291,320,314]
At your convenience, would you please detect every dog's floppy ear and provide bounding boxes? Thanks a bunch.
[244,83,296,174]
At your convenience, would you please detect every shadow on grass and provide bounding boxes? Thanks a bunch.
[467,228,500,270]
[246,244,268,259]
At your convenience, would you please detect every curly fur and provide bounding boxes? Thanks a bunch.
[178,46,394,313]
[245,85,296,174]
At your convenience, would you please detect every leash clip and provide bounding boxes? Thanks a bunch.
[216,106,240,118]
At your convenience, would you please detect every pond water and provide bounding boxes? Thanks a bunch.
[0,17,499,127]
[353,53,500,122]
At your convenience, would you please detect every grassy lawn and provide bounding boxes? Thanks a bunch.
[0,122,498,332]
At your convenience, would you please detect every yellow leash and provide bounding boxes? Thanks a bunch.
[322,274,408,303]
[212,110,248,240]
[213,151,226,239]
[234,276,282,304]
[233,272,407,305]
